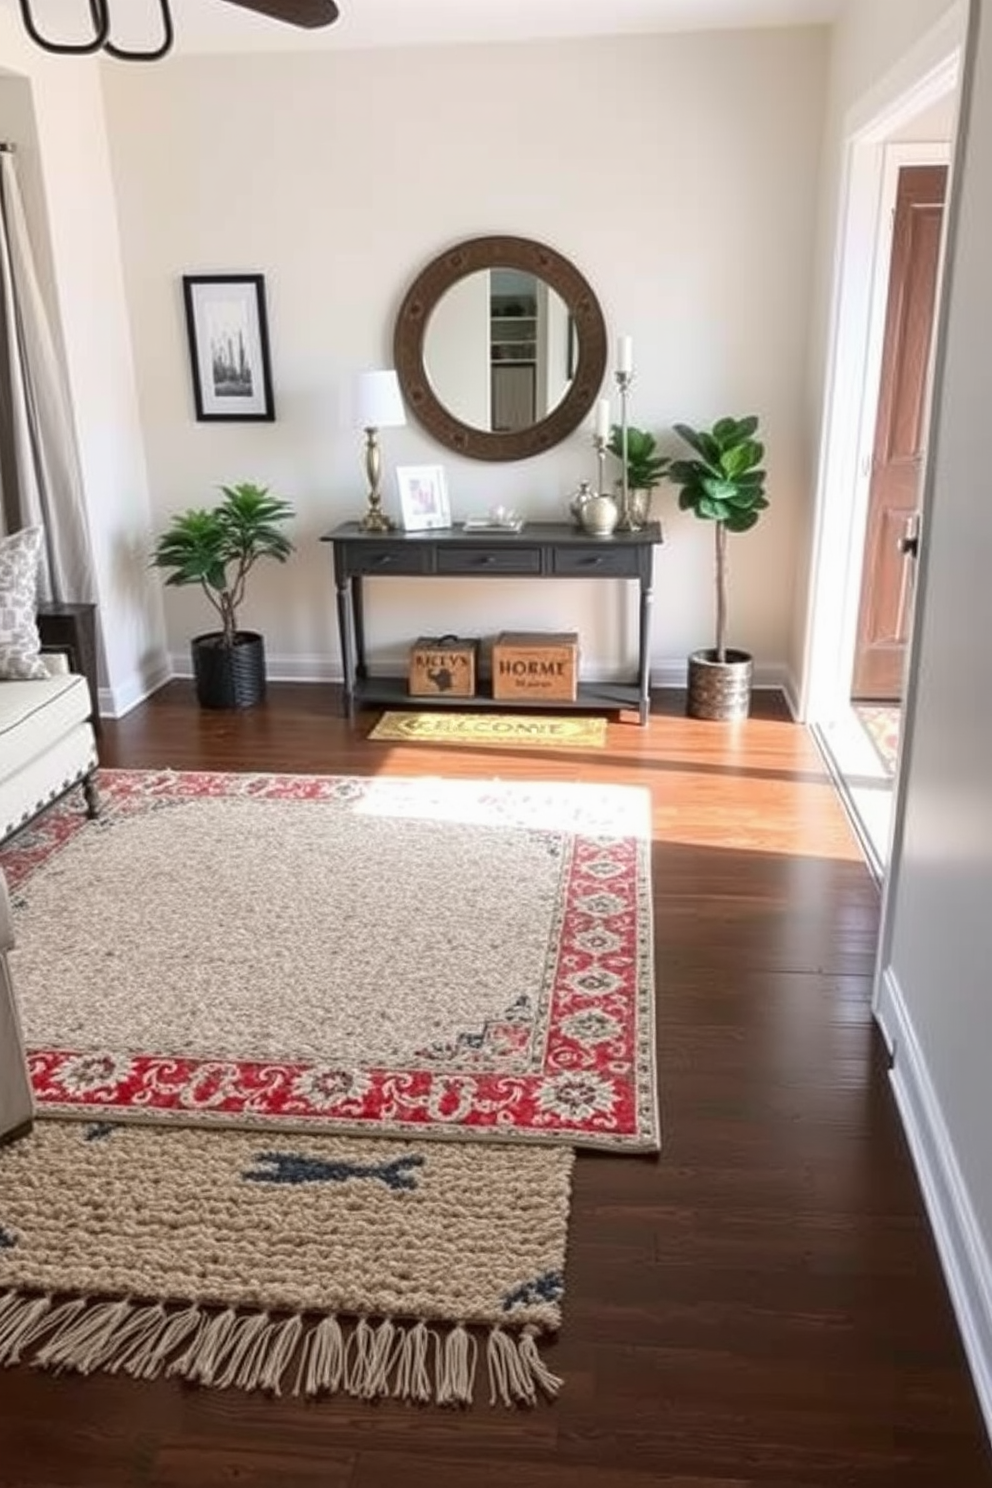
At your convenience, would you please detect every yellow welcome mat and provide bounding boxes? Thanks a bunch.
[368,711,607,748]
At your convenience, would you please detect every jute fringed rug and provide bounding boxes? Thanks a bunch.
[3,770,658,1151]
[368,712,608,749]
[0,1121,572,1406]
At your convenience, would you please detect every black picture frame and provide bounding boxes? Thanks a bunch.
[182,273,275,422]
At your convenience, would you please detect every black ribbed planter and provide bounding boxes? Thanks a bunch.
[191,631,266,710]
[686,648,753,721]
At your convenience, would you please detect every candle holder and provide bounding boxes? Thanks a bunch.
[614,368,634,531]
[592,431,607,495]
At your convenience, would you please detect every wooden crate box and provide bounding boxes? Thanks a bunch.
[408,636,478,698]
[492,632,579,702]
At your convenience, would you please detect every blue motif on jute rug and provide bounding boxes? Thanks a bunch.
[0,1122,572,1407]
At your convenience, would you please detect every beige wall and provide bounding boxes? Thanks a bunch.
[0,19,166,714]
[101,28,827,684]
[881,0,992,1438]
[831,0,960,108]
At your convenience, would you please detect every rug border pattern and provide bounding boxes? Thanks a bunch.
[5,770,660,1154]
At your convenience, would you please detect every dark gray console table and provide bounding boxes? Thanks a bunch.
[321,521,662,726]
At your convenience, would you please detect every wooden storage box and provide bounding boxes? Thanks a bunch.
[492,631,579,702]
[408,635,478,698]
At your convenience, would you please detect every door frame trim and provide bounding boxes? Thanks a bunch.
[800,12,964,727]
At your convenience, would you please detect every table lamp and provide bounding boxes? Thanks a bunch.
[354,369,406,532]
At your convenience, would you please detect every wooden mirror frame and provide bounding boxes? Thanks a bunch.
[393,235,608,462]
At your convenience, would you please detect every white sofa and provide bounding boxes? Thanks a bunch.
[0,654,99,848]
[0,866,33,1142]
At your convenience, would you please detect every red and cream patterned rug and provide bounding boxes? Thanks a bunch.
[853,703,901,777]
[2,770,658,1153]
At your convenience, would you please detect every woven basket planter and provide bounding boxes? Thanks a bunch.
[686,648,753,721]
[191,632,266,710]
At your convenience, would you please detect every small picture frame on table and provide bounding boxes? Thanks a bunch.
[182,273,275,422]
[396,465,451,532]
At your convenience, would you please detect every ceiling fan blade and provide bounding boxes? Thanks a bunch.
[218,0,340,27]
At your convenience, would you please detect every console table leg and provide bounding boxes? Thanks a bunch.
[638,578,654,727]
[335,577,356,721]
[352,576,368,683]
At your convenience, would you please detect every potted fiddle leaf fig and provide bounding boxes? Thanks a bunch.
[607,424,670,529]
[151,481,295,710]
[665,415,769,720]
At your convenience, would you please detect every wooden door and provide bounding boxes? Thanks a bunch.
[851,164,947,701]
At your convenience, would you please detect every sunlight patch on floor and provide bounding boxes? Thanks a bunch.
[818,706,897,872]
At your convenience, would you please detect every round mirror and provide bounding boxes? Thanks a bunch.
[394,236,607,462]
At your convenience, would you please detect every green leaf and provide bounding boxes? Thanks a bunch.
[606,425,670,488]
[719,440,763,478]
[701,476,738,503]
[712,416,741,446]
[672,424,720,468]
[714,414,759,445]
[724,508,760,533]
[150,482,296,627]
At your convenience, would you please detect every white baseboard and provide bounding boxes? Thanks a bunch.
[166,651,797,698]
[98,650,172,720]
[876,965,992,1443]
[167,651,796,698]
[167,651,336,682]
[780,668,801,720]
[648,658,794,695]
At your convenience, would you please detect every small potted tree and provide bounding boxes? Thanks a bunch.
[607,424,670,530]
[666,416,769,720]
[151,482,295,709]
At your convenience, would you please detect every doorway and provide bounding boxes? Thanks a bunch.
[849,158,947,818]
[802,51,960,877]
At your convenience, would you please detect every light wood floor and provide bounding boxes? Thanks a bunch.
[1,683,990,1488]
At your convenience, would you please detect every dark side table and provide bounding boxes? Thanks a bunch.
[36,601,101,734]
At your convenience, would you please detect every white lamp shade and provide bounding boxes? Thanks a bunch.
[354,369,406,429]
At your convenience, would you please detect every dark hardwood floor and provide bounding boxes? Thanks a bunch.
[2,682,990,1488]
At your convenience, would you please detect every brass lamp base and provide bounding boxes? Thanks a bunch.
[359,425,396,531]
[359,504,395,533]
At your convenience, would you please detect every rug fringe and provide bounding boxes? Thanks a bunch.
[392,1318,433,1402]
[0,1291,560,1407]
[486,1324,563,1406]
[437,1322,477,1406]
[124,1302,202,1380]
[293,1312,345,1396]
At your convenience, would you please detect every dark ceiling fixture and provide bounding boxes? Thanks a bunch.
[17,0,340,62]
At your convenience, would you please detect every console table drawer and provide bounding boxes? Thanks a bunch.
[351,545,432,576]
[437,547,542,576]
[552,547,641,578]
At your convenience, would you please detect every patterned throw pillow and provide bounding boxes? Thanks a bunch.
[0,526,48,680]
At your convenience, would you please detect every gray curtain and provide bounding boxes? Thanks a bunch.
[0,146,96,603]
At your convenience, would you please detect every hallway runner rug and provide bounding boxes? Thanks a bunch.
[2,770,658,1152]
[0,1121,572,1406]
[368,711,608,748]
[852,703,901,777]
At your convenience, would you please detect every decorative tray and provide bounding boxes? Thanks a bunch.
[461,517,525,533]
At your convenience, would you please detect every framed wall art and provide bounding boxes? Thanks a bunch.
[182,273,275,422]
